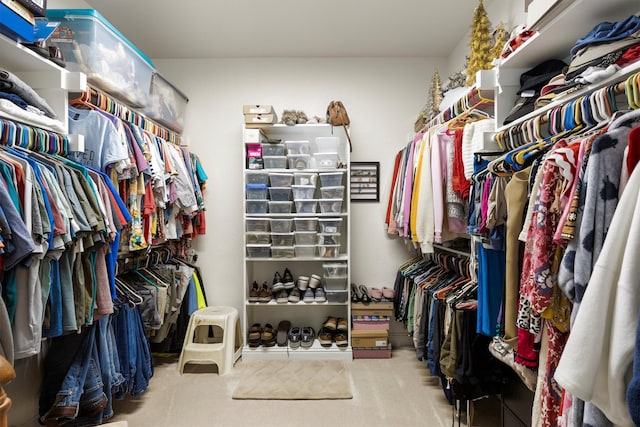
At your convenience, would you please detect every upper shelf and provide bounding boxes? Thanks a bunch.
[0,31,65,73]
[501,0,640,69]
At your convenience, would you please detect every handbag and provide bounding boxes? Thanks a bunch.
[326,100,352,152]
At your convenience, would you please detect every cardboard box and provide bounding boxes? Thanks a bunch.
[352,320,390,331]
[0,1,33,42]
[351,329,388,348]
[353,344,392,359]
[245,113,277,125]
[244,128,267,144]
[243,104,274,115]
[352,302,393,317]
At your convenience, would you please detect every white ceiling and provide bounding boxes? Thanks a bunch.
[83,0,478,60]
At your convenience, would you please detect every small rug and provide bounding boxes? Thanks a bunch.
[232,360,353,400]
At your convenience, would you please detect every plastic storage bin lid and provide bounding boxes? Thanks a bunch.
[246,183,268,189]
[47,9,155,67]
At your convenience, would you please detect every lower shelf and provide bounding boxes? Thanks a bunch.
[242,341,353,362]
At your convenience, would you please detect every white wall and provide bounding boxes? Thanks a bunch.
[153,57,444,319]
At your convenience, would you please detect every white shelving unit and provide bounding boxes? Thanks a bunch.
[242,123,352,362]
[0,32,86,151]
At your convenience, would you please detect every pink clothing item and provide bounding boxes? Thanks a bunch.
[93,245,113,320]
[539,321,569,427]
[431,130,451,243]
[402,138,416,238]
[553,139,586,244]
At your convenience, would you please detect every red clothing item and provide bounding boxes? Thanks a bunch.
[385,150,402,226]
[616,43,640,67]
[451,129,471,199]
[627,125,640,175]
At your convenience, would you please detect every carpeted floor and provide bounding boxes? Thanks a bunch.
[232,359,353,400]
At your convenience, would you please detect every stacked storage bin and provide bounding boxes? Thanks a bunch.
[323,262,348,304]
[245,171,270,258]
[318,171,345,258]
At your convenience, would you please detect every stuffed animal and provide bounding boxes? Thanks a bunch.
[296,110,308,124]
[281,110,297,126]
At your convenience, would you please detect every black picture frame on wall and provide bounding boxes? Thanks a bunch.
[350,162,380,202]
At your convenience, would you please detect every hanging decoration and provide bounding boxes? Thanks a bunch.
[465,0,494,86]
[430,69,443,120]
[492,23,509,63]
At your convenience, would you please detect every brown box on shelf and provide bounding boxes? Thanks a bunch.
[352,320,390,331]
[351,302,393,317]
[351,329,388,348]
[353,344,392,359]
[243,104,274,115]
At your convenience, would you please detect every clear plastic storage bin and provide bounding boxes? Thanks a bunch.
[292,185,316,200]
[284,140,311,155]
[247,244,271,258]
[269,172,293,187]
[145,71,188,133]
[287,154,311,169]
[246,218,270,232]
[246,232,270,245]
[324,276,348,291]
[271,233,294,246]
[294,245,316,257]
[245,184,268,200]
[322,263,348,277]
[294,217,318,232]
[269,201,293,214]
[270,218,293,233]
[314,137,340,153]
[245,171,269,185]
[295,199,318,214]
[294,231,317,245]
[318,233,341,246]
[268,187,291,201]
[314,152,339,169]
[318,244,341,258]
[261,143,285,156]
[318,218,343,233]
[326,290,348,303]
[320,186,345,199]
[263,156,287,169]
[246,199,268,214]
[319,171,345,187]
[271,246,295,258]
[319,199,343,214]
[293,172,318,186]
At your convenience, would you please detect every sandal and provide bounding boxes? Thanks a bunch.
[248,323,262,347]
[370,287,383,302]
[382,286,395,300]
[318,327,334,348]
[335,330,348,347]
[277,320,291,346]
[261,323,276,347]
[336,317,348,331]
[359,285,371,304]
[351,283,361,303]
[322,316,337,330]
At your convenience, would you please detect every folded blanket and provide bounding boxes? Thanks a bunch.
[0,69,57,119]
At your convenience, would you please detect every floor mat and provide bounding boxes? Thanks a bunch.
[232,359,353,400]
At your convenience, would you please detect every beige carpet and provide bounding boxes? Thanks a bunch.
[232,360,353,400]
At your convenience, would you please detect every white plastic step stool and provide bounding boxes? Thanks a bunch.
[177,306,242,375]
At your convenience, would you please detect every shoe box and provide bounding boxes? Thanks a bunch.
[351,329,388,348]
[353,344,392,359]
[351,301,393,317]
[243,104,277,127]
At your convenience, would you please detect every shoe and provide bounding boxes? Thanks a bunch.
[303,288,315,303]
[370,287,383,302]
[276,289,289,303]
[249,281,260,302]
[297,275,309,290]
[248,323,262,347]
[301,326,315,348]
[335,330,348,347]
[351,283,361,303]
[314,287,327,303]
[323,316,337,330]
[288,287,302,303]
[258,282,272,303]
[272,272,284,292]
[261,323,276,347]
[309,274,322,289]
[282,268,295,289]
[336,318,348,331]
[289,326,302,349]
[277,320,291,346]
[318,327,334,348]
[359,285,372,304]
[382,287,395,300]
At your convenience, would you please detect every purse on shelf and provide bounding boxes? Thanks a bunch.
[326,100,352,152]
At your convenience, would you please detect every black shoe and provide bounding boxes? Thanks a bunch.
[272,271,284,291]
[359,285,371,304]
[301,326,315,348]
[351,283,361,303]
[282,268,295,289]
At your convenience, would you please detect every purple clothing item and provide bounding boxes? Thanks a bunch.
[402,137,417,238]
[124,125,149,174]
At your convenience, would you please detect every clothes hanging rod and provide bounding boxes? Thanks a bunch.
[432,243,471,257]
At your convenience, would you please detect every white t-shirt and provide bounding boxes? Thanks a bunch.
[67,107,129,171]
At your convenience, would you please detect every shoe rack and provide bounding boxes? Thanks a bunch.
[242,123,352,362]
